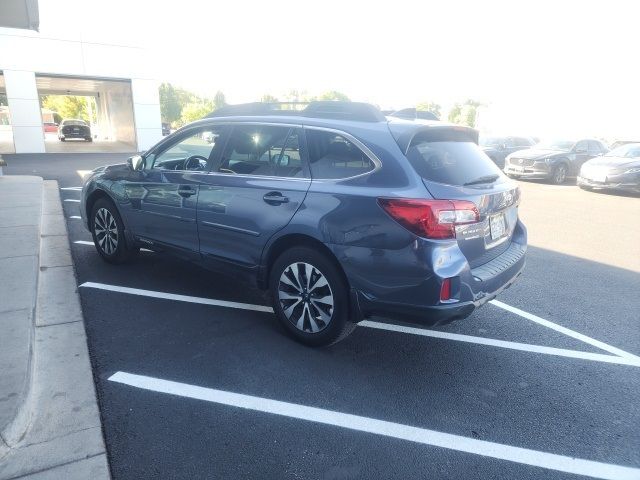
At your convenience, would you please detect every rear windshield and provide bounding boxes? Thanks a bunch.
[63,120,87,126]
[407,132,503,186]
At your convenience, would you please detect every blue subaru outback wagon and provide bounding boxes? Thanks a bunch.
[81,102,526,346]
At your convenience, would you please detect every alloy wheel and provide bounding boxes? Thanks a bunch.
[554,165,567,184]
[94,207,118,255]
[278,262,334,333]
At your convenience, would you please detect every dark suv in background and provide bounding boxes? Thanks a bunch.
[80,102,527,346]
[504,138,608,184]
[479,135,537,168]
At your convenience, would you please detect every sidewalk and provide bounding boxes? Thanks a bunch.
[0,176,110,479]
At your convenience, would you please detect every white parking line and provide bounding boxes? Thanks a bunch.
[490,300,640,362]
[109,371,640,480]
[361,321,640,367]
[79,282,640,367]
[60,186,82,191]
[63,198,80,203]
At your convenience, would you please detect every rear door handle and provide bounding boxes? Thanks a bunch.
[178,185,197,197]
[263,191,289,205]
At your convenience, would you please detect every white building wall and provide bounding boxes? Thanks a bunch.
[3,70,45,153]
[0,4,162,153]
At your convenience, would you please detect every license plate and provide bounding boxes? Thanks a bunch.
[513,166,525,173]
[490,213,506,240]
[590,172,607,182]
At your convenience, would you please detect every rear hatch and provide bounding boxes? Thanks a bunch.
[402,127,520,268]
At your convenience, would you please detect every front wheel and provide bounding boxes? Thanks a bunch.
[269,247,355,346]
[90,198,138,264]
[551,164,567,184]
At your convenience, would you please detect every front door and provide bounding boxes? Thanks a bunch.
[197,124,310,273]
[125,126,224,258]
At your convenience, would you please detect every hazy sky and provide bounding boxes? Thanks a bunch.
[37,0,639,138]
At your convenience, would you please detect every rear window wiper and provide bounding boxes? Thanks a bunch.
[463,174,499,186]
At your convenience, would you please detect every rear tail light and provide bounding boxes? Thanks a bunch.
[377,198,479,239]
[440,278,452,301]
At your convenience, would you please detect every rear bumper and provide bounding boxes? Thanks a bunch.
[577,175,640,193]
[334,220,528,327]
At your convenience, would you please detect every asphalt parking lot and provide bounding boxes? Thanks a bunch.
[6,154,640,480]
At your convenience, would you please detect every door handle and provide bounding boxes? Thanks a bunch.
[263,191,289,205]
[178,186,197,197]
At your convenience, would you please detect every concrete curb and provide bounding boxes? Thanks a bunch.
[0,176,43,458]
[0,180,110,479]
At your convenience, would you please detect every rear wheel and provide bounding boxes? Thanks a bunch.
[269,247,355,346]
[60,138,65,142]
[90,198,138,264]
[86,137,93,142]
[551,164,567,184]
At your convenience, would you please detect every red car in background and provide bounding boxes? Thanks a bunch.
[43,122,58,133]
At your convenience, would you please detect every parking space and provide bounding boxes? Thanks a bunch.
[6,155,640,479]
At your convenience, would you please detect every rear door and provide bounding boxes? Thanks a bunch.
[571,140,591,175]
[197,124,310,271]
[405,129,520,268]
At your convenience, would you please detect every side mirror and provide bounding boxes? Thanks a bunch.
[127,154,145,171]
[279,154,291,166]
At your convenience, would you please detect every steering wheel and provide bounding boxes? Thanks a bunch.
[184,155,208,171]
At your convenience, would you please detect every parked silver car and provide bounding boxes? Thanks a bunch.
[578,143,640,193]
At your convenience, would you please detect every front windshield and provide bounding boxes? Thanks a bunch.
[605,143,640,158]
[479,136,503,147]
[535,139,575,151]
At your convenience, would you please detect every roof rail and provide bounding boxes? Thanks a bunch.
[207,101,386,123]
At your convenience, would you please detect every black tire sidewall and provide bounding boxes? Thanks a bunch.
[269,247,350,346]
[90,198,134,264]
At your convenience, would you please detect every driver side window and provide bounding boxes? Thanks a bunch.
[152,127,222,171]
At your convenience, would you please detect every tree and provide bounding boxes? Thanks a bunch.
[159,83,183,125]
[41,95,96,123]
[448,99,483,127]
[180,100,214,124]
[213,91,226,110]
[261,94,279,103]
[317,90,350,102]
[416,101,441,118]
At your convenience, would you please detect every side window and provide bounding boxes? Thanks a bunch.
[574,140,589,153]
[152,127,222,171]
[588,141,603,154]
[306,130,376,179]
[218,125,304,178]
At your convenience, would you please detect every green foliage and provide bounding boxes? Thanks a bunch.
[317,90,350,102]
[416,101,441,118]
[41,95,96,123]
[180,100,214,124]
[448,99,483,127]
[261,94,279,103]
[160,83,227,127]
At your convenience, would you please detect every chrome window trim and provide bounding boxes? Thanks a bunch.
[302,125,382,182]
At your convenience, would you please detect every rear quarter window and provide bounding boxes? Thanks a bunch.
[306,129,376,179]
[406,131,503,186]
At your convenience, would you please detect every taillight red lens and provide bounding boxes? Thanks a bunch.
[378,198,479,239]
[440,278,452,301]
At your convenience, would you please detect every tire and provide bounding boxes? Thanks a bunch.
[269,246,355,346]
[60,138,65,142]
[86,137,93,142]
[550,164,567,185]
[90,198,138,264]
